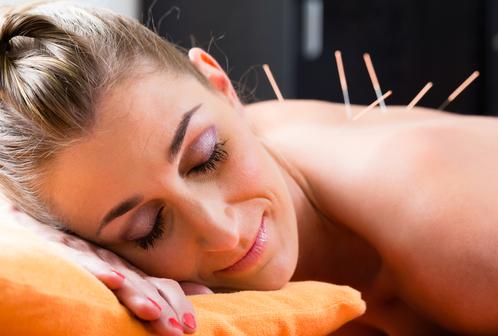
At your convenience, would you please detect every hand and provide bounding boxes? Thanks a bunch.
[13,209,212,336]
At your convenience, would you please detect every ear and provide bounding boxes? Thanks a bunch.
[188,47,242,109]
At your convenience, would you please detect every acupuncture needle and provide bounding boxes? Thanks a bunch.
[262,64,285,102]
[406,82,433,110]
[363,53,387,113]
[353,90,393,121]
[334,50,352,119]
[438,71,479,110]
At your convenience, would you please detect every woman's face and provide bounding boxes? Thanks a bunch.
[41,52,298,291]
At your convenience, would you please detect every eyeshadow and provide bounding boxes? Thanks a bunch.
[180,125,217,172]
[123,207,155,241]
[191,126,216,153]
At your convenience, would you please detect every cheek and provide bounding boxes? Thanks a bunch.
[114,243,195,280]
[226,138,275,194]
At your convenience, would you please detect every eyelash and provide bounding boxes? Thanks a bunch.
[135,139,229,250]
[135,206,165,250]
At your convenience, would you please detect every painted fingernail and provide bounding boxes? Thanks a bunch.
[169,317,183,331]
[183,313,196,329]
[147,297,162,312]
[111,269,125,280]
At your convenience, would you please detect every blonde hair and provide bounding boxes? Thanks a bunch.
[0,1,210,227]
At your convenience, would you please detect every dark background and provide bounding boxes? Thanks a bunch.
[141,0,498,116]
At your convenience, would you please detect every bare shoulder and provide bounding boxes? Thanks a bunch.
[245,99,461,209]
[246,100,498,224]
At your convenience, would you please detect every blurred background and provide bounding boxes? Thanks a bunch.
[2,0,139,20]
[4,1,497,115]
[142,0,497,116]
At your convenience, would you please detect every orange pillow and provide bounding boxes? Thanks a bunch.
[0,205,365,336]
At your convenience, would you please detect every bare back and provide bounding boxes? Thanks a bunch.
[245,100,498,335]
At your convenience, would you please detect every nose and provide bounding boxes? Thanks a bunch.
[182,200,240,252]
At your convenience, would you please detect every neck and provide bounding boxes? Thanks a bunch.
[262,140,382,290]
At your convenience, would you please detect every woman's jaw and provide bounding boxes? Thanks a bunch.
[210,206,299,291]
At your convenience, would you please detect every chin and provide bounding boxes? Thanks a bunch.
[259,273,293,291]
[251,250,298,291]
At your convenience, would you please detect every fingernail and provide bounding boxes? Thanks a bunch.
[111,269,125,280]
[147,297,162,312]
[169,317,183,331]
[183,313,196,329]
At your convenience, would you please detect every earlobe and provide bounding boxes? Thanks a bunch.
[188,48,242,108]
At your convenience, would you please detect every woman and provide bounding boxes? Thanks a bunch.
[1,2,497,335]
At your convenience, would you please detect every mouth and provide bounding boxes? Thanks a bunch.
[217,213,268,274]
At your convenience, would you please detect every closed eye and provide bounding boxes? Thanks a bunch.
[188,139,228,175]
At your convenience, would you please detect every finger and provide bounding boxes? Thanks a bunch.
[149,315,184,336]
[137,291,187,336]
[93,269,126,290]
[73,253,126,290]
[95,247,149,277]
[113,280,163,320]
[61,235,93,252]
[149,278,197,333]
[180,281,214,295]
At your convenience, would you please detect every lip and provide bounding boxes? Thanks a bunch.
[217,214,268,273]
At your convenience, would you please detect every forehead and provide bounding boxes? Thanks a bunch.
[96,70,197,132]
[41,71,213,236]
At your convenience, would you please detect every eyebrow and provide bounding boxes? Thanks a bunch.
[96,103,202,236]
[97,195,143,236]
[168,103,202,162]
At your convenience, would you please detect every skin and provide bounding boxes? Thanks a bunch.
[38,48,498,335]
